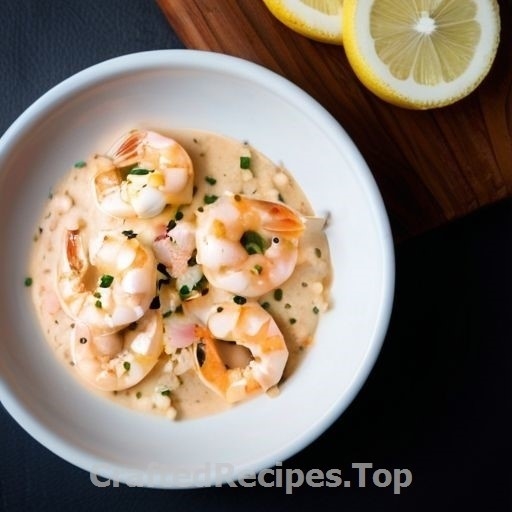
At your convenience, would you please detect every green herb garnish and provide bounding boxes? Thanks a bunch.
[204,194,218,205]
[122,229,137,239]
[123,361,131,371]
[74,160,87,168]
[240,156,251,169]
[128,168,152,175]
[179,285,190,298]
[205,176,217,185]
[240,230,268,255]
[24,277,33,287]
[99,274,114,288]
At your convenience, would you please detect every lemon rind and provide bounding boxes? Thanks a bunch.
[263,0,344,45]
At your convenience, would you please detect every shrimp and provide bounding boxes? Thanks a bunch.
[71,309,163,391]
[189,300,289,403]
[57,229,157,335]
[94,129,194,218]
[195,194,305,297]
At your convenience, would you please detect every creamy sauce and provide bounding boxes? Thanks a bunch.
[28,129,331,420]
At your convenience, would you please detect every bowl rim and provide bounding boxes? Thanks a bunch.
[0,49,395,487]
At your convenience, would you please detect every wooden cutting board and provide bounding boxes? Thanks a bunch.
[157,0,512,240]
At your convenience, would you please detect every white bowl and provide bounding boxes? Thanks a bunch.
[0,50,394,488]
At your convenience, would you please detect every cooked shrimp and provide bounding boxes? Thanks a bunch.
[94,129,194,218]
[190,300,289,403]
[195,194,305,297]
[57,229,157,335]
[71,309,163,391]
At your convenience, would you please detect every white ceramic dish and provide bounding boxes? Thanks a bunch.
[0,50,394,488]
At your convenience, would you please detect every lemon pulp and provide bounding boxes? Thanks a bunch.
[343,0,500,108]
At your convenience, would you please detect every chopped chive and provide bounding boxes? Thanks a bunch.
[93,292,101,298]
[121,229,137,239]
[241,231,268,255]
[127,168,151,175]
[136,391,142,399]
[233,295,247,305]
[315,248,322,258]
[204,194,218,205]
[74,160,87,168]
[175,210,184,221]
[95,300,102,308]
[24,277,33,287]
[205,176,217,185]
[289,318,297,325]
[284,303,291,309]
[240,156,251,169]
[161,389,171,397]
[260,301,270,310]
[179,285,190,298]
[216,306,224,313]
[313,306,320,314]
[273,288,283,301]
[123,361,131,371]
[167,219,177,231]
[163,310,172,318]
[252,264,263,275]
[99,274,114,288]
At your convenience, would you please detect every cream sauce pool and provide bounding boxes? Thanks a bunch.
[28,129,331,420]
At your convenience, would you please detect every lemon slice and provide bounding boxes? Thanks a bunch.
[263,0,344,45]
[343,0,500,109]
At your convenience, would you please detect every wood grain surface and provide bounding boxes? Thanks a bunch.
[157,0,512,240]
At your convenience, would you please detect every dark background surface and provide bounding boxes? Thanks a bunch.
[1,1,510,510]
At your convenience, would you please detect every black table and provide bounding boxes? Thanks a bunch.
[1,1,510,510]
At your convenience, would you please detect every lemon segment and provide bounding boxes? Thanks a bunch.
[263,0,344,45]
[342,0,501,109]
